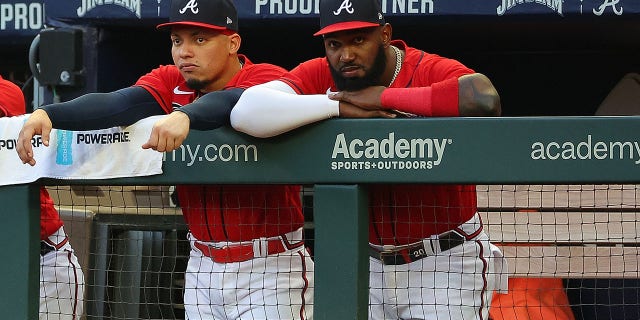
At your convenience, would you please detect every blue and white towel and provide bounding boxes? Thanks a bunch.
[0,114,165,186]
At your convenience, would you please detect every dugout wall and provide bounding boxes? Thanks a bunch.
[4,117,640,319]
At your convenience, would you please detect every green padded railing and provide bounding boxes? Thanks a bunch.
[4,117,640,319]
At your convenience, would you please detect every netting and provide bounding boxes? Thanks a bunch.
[39,184,640,320]
[479,184,640,320]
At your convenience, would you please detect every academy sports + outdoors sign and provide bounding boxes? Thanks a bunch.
[154,116,640,185]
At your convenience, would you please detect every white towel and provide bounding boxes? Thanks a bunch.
[0,114,165,186]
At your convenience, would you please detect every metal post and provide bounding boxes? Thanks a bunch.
[314,184,369,319]
[0,184,40,319]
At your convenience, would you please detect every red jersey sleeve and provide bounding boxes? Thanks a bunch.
[281,58,334,95]
[134,65,184,113]
[0,76,26,117]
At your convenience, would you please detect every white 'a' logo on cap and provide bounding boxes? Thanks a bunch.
[179,0,199,14]
[227,17,233,24]
[333,0,354,15]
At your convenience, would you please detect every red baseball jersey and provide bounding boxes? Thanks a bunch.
[1,75,64,240]
[136,55,304,242]
[281,41,478,245]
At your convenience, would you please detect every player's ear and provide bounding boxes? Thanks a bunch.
[227,33,241,54]
[380,23,392,47]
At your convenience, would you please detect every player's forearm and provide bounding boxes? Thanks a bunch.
[380,73,501,117]
[177,88,244,130]
[231,83,339,138]
[41,87,165,130]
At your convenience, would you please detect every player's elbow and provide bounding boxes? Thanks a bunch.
[231,113,265,138]
[475,90,501,117]
[230,90,275,138]
[230,106,266,138]
[459,73,502,117]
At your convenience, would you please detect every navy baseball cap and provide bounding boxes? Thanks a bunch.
[157,0,238,32]
[314,0,385,36]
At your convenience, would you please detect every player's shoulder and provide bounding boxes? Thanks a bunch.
[0,76,23,97]
[148,64,180,74]
[240,63,287,83]
[300,57,327,67]
[243,62,287,74]
[239,55,285,73]
[138,64,180,80]
[0,76,26,115]
[289,57,327,75]
[135,64,182,90]
[404,45,473,76]
[229,61,287,88]
[403,44,464,67]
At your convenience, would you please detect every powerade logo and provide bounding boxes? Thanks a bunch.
[531,134,640,164]
[330,132,452,171]
[56,130,73,165]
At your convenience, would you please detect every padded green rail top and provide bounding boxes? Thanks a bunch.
[4,116,640,319]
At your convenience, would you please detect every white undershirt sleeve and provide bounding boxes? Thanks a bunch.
[230,80,340,138]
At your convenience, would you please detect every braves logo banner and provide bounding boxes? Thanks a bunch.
[38,0,639,24]
[0,115,164,186]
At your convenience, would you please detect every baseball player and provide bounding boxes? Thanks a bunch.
[231,0,508,319]
[16,1,313,319]
[1,75,85,320]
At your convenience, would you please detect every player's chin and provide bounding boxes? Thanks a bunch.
[184,78,209,91]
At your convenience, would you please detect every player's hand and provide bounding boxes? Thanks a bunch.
[338,101,396,119]
[142,111,190,152]
[329,86,386,110]
[17,109,52,166]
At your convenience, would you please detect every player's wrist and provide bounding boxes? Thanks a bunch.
[430,77,460,117]
[173,109,193,123]
[380,87,433,116]
[328,99,339,117]
[34,107,50,116]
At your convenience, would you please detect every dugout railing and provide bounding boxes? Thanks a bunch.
[3,117,640,319]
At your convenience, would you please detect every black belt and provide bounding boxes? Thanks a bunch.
[40,241,56,256]
[369,231,466,265]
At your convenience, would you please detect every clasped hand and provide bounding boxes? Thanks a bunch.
[328,86,396,119]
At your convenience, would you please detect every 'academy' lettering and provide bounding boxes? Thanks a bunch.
[497,0,563,16]
[332,132,450,165]
[77,132,131,144]
[531,134,640,164]
[77,0,142,18]
[255,0,433,15]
